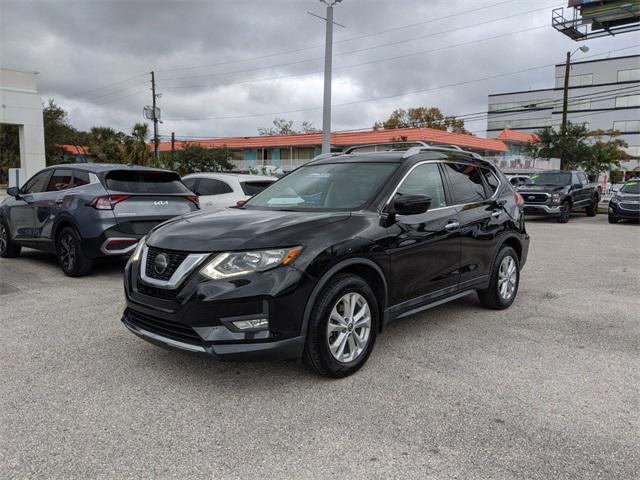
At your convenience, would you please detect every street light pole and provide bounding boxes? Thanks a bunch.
[320,0,342,154]
[561,45,589,132]
[561,50,571,132]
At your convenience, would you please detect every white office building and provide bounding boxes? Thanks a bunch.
[486,54,640,174]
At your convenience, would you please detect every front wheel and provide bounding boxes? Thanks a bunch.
[56,227,94,277]
[0,219,21,258]
[608,213,618,224]
[478,246,520,310]
[303,274,378,378]
[586,197,598,217]
[557,201,571,223]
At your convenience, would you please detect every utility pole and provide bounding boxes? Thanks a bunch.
[315,0,344,154]
[171,132,175,166]
[561,45,589,132]
[561,51,571,132]
[151,71,159,159]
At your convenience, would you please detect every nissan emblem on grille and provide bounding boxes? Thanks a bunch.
[154,253,169,275]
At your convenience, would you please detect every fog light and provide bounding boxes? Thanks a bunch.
[232,318,269,331]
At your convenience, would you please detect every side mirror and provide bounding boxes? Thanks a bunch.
[7,186,20,198]
[393,194,431,216]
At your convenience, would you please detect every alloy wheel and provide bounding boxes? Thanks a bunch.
[0,223,7,253]
[59,233,76,272]
[498,256,517,300]
[326,292,372,363]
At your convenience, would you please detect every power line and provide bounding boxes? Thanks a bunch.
[64,73,148,100]
[166,45,639,122]
[160,25,549,91]
[155,0,522,74]
[159,85,640,140]
[159,4,560,84]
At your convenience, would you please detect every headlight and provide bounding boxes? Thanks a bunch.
[610,195,619,204]
[550,193,561,202]
[130,236,146,263]
[200,246,303,280]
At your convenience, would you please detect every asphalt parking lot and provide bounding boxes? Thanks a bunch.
[1,214,639,479]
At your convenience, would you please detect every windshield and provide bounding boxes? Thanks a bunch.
[621,181,639,194]
[527,172,571,186]
[244,162,398,211]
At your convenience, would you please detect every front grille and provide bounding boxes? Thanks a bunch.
[145,246,189,280]
[126,310,203,345]
[136,282,179,301]
[619,202,640,212]
[521,193,549,204]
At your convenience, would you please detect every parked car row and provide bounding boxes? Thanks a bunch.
[0,166,277,276]
[608,178,640,223]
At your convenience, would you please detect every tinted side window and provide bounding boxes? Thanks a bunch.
[182,178,198,192]
[571,173,580,186]
[241,181,275,196]
[397,163,447,209]
[444,163,487,204]
[197,179,233,196]
[73,170,91,187]
[22,170,52,194]
[578,173,588,185]
[46,169,74,192]
[481,167,500,195]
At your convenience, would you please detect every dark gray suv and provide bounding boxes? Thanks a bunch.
[0,164,199,276]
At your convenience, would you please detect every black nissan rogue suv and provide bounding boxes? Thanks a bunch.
[122,145,529,377]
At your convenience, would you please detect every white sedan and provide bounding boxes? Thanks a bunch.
[182,173,278,210]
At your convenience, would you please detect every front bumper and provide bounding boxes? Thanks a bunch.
[122,255,315,361]
[122,311,305,360]
[523,204,561,216]
[609,201,640,220]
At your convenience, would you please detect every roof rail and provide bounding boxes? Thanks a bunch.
[311,152,341,161]
[401,145,483,160]
[343,141,429,155]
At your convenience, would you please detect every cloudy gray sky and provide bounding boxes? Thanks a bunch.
[1,0,637,141]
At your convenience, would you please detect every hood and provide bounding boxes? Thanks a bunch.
[614,192,640,201]
[146,207,351,252]
[518,184,566,193]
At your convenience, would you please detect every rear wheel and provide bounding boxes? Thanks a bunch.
[303,274,378,378]
[478,246,520,310]
[608,212,618,224]
[56,226,93,277]
[557,201,571,223]
[586,197,598,217]
[0,219,21,258]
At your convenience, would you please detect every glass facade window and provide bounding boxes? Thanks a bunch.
[618,69,640,82]
[487,117,551,130]
[613,120,640,132]
[488,100,552,112]
[615,95,640,108]
[555,74,593,88]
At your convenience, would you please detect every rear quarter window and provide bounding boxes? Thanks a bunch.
[241,181,275,196]
[105,170,190,194]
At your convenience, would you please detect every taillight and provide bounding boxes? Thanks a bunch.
[185,195,199,208]
[236,200,247,208]
[514,191,524,208]
[90,195,130,210]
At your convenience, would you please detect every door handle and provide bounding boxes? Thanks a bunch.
[491,210,501,218]
[55,199,64,206]
[444,221,460,231]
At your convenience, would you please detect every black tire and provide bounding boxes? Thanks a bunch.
[586,197,598,217]
[557,201,571,223]
[0,219,21,258]
[608,213,618,224]
[478,246,520,310]
[303,274,378,378]
[56,226,94,277]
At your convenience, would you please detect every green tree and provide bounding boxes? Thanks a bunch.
[373,106,471,134]
[583,129,628,180]
[0,124,20,184]
[123,123,152,166]
[89,127,126,163]
[258,118,320,135]
[43,99,85,164]
[535,123,591,170]
[173,142,233,175]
